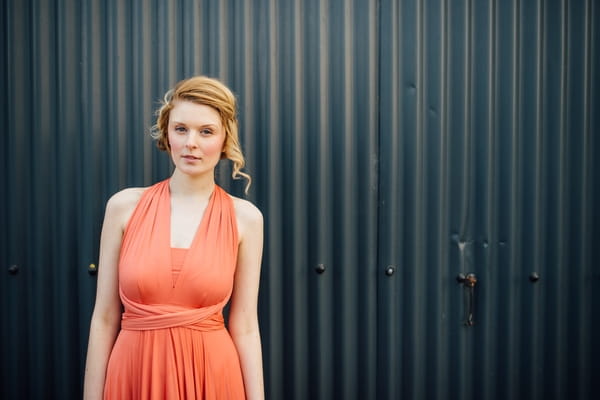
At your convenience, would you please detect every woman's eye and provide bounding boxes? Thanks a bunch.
[201,129,213,135]
[174,126,187,133]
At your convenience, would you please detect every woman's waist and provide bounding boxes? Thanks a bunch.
[120,304,226,331]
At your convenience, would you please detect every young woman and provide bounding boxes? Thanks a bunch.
[83,76,264,399]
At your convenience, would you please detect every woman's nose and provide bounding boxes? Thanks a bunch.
[185,132,199,148]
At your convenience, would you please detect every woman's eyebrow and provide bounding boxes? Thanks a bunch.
[171,120,219,127]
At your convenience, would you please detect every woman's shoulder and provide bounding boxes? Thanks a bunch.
[107,187,147,209]
[104,187,148,226]
[229,195,263,231]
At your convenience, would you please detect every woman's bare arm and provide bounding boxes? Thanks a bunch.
[83,189,142,400]
[228,198,265,400]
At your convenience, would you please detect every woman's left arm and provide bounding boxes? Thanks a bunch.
[229,199,265,400]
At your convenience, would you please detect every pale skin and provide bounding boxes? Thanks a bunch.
[83,101,265,399]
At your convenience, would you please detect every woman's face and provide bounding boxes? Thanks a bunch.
[167,101,226,177]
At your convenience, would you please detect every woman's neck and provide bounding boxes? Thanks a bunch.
[169,170,215,199]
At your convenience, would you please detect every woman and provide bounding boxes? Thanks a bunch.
[83,76,264,399]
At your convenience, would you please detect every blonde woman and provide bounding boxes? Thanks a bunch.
[84,76,264,399]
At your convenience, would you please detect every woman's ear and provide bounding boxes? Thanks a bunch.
[220,138,227,159]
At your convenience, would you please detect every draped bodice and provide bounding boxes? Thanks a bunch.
[117,179,239,331]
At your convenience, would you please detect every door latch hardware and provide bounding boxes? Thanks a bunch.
[457,273,477,326]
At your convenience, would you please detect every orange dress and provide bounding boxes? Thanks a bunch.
[103,180,245,399]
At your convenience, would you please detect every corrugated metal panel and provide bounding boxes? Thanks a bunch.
[1,1,598,399]
[378,0,599,399]
[254,2,380,398]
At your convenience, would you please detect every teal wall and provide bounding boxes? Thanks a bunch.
[1,0,599,399]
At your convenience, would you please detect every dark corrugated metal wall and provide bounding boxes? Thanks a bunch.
[378,1,600,399]
[1,0,598,399]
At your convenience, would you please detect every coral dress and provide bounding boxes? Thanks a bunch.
[103,179,245,399]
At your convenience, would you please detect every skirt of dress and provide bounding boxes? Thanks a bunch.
[104,327,245,400]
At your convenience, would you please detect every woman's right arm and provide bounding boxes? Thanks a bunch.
[83,191,135,400]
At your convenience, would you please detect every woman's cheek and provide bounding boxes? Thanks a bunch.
[206,138,226,156]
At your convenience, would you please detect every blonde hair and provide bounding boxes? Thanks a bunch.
[151,76,251,193]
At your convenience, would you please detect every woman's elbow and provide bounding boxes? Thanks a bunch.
[228,313,259,338]
[90,305,121,330]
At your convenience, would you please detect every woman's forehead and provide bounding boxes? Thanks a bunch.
[170,101,222,126]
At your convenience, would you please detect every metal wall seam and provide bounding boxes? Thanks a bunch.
[483,0,498,397]
[316,0,333,399]
[437,0,451,397]
[579,0,592,395]
[459,0,474,396]
[58,1,80,396]
[509,0,521,397]
[0,0,11,393]
[241,1,255,196]
[412,0,426,397]
[376,1,399,398]
[30,0,46,396]
[531,0,547,399]
[366,0,379,397]
[291,1,308,397]
[314,0,336,398]
[264,0,283,398]
[555,1,568,397]
[341,0,356,397]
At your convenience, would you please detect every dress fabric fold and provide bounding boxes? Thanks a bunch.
[103,179,245,399]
